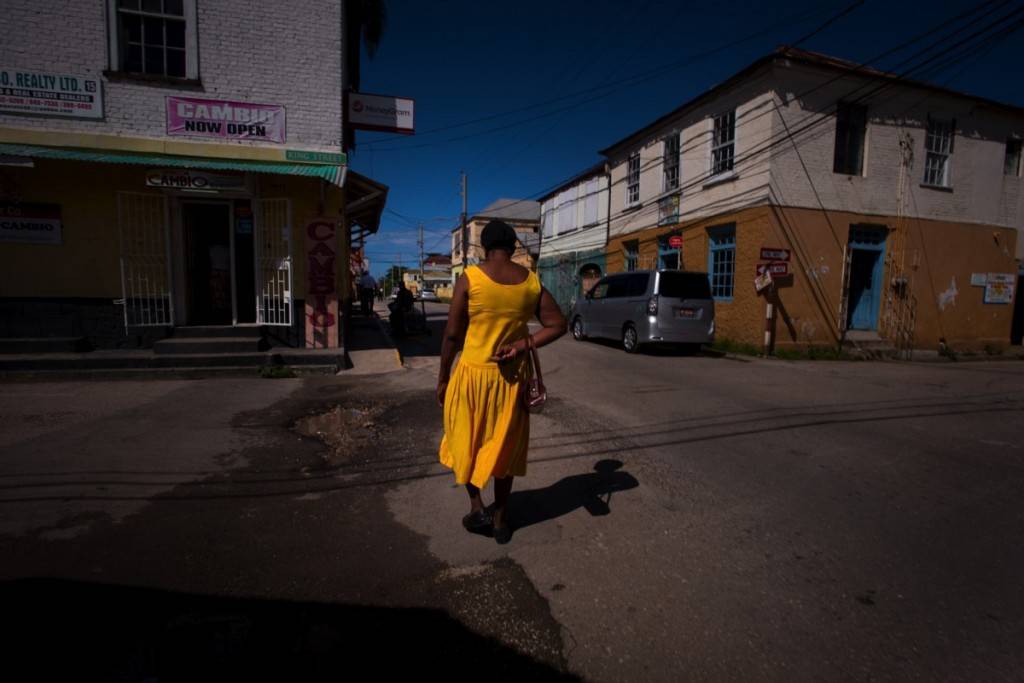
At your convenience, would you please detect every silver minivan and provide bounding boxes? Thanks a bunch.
[569,270,715,353]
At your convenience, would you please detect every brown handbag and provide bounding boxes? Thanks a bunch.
[522,334,547,413]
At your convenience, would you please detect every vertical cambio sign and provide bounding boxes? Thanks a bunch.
[0,202,62,245]
[305,218,339,349]
[167,96,286,143]
[0,68,103,119]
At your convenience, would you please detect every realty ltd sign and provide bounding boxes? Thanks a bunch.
[0,67,103,120]
[166,96,286,143]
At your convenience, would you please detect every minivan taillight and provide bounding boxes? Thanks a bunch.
[647,296,658,315]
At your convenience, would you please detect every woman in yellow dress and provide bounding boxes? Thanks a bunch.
[437,220,567,544]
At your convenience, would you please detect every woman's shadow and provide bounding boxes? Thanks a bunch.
[508,459,639,530]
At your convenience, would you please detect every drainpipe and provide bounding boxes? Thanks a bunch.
[604,164,612,263]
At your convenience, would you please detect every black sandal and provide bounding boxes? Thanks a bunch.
[462,509,493,535]
[493,525,512,545]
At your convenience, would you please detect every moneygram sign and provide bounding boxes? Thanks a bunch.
[167,96,286,143]
[347,92,415,134]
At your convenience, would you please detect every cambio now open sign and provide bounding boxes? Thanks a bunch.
[166,96,286,143]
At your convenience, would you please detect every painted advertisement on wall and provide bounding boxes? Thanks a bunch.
[305,217,339,348]
[0,68,103,119]
[166,96,286,143]
[0,202,62,245]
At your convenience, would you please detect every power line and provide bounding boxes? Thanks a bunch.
[358,3,844,152]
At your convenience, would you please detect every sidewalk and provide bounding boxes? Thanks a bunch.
[344,305,404,375]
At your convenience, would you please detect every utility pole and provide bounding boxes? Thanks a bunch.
[418,223,426,318]
[460,171,468,269]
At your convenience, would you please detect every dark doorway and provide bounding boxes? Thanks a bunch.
[183,202,232,325]
[847,248,882,331]
[233,200,256,323]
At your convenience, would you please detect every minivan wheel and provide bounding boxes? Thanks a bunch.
[572,317,586,341]
[622,324,640,353]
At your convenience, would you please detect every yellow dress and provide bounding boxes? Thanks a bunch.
[439,264,541,489]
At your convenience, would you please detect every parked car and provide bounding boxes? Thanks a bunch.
[569,270,715,353]
[418,288,439,302]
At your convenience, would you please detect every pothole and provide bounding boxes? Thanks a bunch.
[293,401,393,466]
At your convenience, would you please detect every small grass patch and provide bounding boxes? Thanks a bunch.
[259,365,295,379]
[984,343,1004,356]
[709,338,761,357]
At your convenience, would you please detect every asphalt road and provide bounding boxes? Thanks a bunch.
[2,304,1023,681]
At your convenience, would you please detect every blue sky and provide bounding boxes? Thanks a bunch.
[350,0,1024,276]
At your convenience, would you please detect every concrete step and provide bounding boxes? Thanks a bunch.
[0,364,339,381]
[0,337,91,354]
[153,337,265,355]
[171,325,265,339]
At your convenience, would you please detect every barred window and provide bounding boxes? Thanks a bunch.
[923,117,954,187]
[711,110,735,176]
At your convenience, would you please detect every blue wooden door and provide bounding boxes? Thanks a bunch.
[847,248,882,330]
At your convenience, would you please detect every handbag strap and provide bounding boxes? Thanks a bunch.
[526,333,543,384]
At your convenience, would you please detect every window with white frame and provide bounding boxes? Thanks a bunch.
[711,110,736,176]
[923,117,954,187]
[707,224,736,300]
[663,134,680,190]
[557,186,577,233]
[583,178,599,226]
[109,0,198,80]
[1005,138,1022,177]
[624,240,639,272]
[626,152,640,206]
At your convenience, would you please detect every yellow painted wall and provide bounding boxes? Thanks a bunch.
[0,158,343,301]
[1,159,130,297]
[606,205,1019,350]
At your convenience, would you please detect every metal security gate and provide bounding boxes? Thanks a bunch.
[118,192,173,329]
[255,198,293,326]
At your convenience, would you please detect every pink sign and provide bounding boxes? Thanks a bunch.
[166,96,286,143]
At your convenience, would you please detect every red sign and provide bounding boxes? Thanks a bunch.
[756,262,789,276]
[668,235,683,248]
[760,248,791,261]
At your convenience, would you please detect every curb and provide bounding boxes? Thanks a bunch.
[370,311,406,369]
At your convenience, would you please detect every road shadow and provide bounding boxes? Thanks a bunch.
[392,303,447,359]
[508,459,638,530]
[575,337,708,357]
[2,577,578,681]
[344,312,394,352]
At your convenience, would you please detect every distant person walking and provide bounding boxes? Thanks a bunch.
[358,271,377,316]
[437,220,566,544]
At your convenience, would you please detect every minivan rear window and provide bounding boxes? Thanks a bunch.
[658,272,712,299]
[626,273,650,297]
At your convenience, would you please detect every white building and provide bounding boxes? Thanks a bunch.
[537,163,610,312]
[597,47,1023,351]
[0,0,388,352]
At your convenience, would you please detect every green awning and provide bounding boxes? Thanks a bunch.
[0,143,345,185]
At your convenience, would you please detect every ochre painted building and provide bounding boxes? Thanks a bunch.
[598,48,1023,354]
[0,1,387,351]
